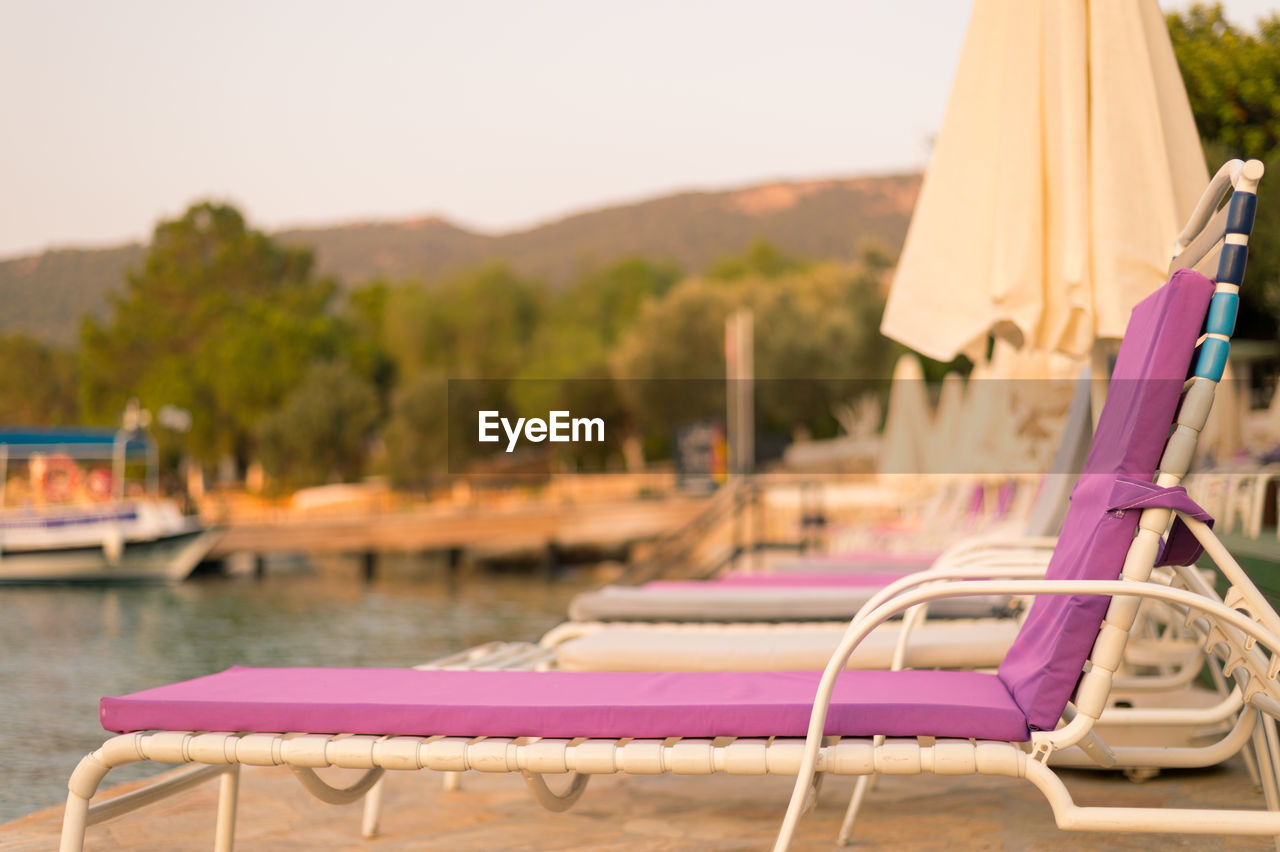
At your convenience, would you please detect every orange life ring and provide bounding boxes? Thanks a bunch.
[38,453,83,503]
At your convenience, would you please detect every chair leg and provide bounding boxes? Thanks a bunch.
[1245,734,1265,788]
[837,731,885,845]
[213,765,239,852]
[441,770,461,792]
[361,773,385,839]
[1262,715,1280,806]
[836,774,876,846]
[801,771,825,815]
[59,793,91,852]
[802,737,838,813]
[1265,716,1280,791]
[1252,715,1280,811]
[1220,657,1264,787]
[1260,715,1280,852]
[59,752,113,852]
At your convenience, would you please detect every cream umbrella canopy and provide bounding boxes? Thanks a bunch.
[926,372,966,472]
[877,353,934,475]
[880,0,1208,363]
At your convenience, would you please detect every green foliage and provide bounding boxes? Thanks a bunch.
[752,265,894,435]
[376,263,544,383]
[1168,4,1280,161]
[705,240,808,282]
[613,275,736,429]
[78,203,341,467]
[2,191,915,479]
[338,281,398,404]
[1168,5,1280,337]
[614,253,894,447]
[856,239,897,277]
[350,265,549,482]
[562,257,680,348]
[257,361,380,487]
[380,370,451,489]
[1246,148,1280,335]
[357,258,679,474]
[504,257,678,467]
[512,257,677,390]
[0,334,78,424]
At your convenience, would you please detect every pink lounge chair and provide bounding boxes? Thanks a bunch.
[61,161,1280,851]
[566,571,1021,622]
[562,373,1096,624]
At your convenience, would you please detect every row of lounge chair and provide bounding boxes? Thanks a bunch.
[60,159,1279,851]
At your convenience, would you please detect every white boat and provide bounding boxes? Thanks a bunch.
[0,428,221,582]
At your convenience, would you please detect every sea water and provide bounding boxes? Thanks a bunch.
[0,557,596,823]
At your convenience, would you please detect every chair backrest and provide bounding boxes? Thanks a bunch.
[999,158,1264,733]
[997,269,1215,731]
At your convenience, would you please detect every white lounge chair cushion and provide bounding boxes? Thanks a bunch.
[555,619,1021,672]
[568,585,1016,622]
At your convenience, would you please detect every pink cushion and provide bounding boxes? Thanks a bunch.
[998,269,1215,732]
[102,666,1030,741]
[774,551,943,570]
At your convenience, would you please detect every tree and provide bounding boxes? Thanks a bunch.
[380,370,451,489]
[1168,4,1280,161]
[257,361,380,487]
[345,265,546,479]
[381,263,544,381]
[705,240,808,282]
[504,257,679,469]
[1168,4,1280,337]
[79,203,341,469]
[0,334,78,424]
[613,259,894,455]
[339,281,398,408]
[750,263,893,436]
[612,275,735,436]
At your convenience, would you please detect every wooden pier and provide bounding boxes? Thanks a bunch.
[205,496,709,572]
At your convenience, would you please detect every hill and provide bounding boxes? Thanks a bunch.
[0,173,920,344]
[0,245,146,344]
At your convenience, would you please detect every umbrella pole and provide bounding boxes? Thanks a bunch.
[1089,339,1119,431]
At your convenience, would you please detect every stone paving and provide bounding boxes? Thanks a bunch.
[2,754,1275,850]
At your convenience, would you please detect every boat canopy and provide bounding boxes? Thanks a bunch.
[0,428,152,461]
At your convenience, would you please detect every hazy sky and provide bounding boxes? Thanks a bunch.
[2,1,1277,258]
